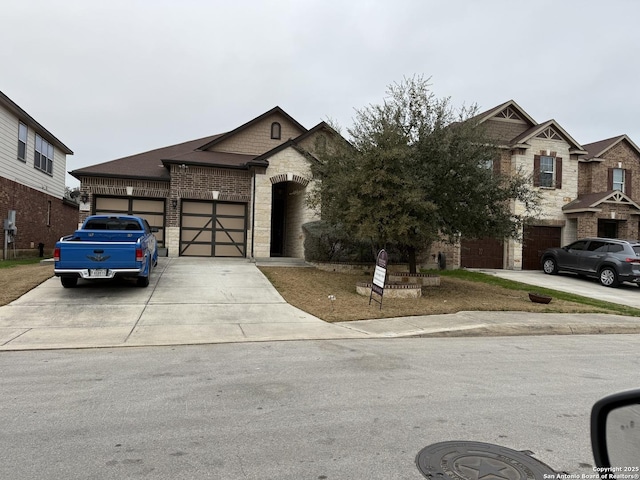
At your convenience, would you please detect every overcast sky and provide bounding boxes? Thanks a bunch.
[3,0,639,188]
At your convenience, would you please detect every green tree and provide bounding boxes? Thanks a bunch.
[309,76,539,273]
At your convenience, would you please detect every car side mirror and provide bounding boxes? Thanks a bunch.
[591,389,640,473]
[151,227,159,233]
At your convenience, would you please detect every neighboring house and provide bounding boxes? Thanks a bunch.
[71,107,334,259]
[456,100,588,270]
[0,90,76,258]
[563,135,640,239]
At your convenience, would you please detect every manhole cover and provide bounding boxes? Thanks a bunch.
[416,441,556,480]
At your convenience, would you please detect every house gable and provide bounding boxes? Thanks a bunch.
[563,190,640,214]
[579,135,640,198]
[474,100,538,146]
[198,107,307,156]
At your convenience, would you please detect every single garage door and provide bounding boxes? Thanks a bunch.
[94,196,165,246]
[460,237,504,269]
[522,225,562,270]
[180,200,246,257]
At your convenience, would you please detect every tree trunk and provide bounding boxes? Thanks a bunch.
[408,246,417,274]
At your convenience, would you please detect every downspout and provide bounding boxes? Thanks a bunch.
[251,167,256,260]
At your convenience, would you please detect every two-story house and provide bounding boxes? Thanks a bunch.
[563,135,640,240]
[70,107,335,259]
[0,90,76,259]
[456,100,588,270]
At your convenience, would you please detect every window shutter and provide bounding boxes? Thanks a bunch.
[493,156,500,176]
[626,170,632,196]
[555,157,562,189]
[607,168,613,190]
[533,155,540,187]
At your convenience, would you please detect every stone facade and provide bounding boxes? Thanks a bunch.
[253,148,319,258]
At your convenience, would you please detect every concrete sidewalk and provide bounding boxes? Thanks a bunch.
[0,258,639,351]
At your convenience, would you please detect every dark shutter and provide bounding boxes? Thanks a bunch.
[607,168,613,190]
[533,155,540,187]
[555,157,562,189]
[626,170,632,196]
[493,155,500,176]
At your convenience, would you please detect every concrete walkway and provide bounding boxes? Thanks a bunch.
[0,258,639,351]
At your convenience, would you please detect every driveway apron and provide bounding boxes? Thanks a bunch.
[0,257,359,350]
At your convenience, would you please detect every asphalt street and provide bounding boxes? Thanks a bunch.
[0,335,637,479]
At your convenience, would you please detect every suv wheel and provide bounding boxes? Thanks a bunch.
[599,266,619,287]
[542,257,558,275]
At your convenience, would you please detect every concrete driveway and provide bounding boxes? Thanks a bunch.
[0,257,362,350]
[479,268,640,309]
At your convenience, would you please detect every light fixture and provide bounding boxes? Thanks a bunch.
[80,193,89,203]
[171,199,178,209]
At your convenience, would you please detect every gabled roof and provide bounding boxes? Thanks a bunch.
[510,119,587,154]
[473,99,538,127]
[0,90,73,154]
[70,134,225,181]
[251,122,338,165]
[196,106,307,151]
[581,134,640,161]
[562,190,640,214]
[70,106,316,181]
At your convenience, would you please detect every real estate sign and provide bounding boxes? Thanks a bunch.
[370,249,388,308]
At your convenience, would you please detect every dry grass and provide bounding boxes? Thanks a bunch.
[0,262,623,321]
[258,266,614,322]
[0,262,54,306]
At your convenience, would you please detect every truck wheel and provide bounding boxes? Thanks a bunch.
[599,267,619,287]
[137,275,150,288]
[542,257,558,274]
[61,277,77,288]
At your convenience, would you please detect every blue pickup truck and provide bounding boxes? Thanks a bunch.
[54,215,158,288]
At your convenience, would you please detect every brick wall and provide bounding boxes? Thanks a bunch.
[483,119,530,144]
[78,176,170,224]
[0,176,78,257]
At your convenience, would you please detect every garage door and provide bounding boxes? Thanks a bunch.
[522,226,562,270]
[180,200,246,257]
[94,196,165,246]
[460,237,504,269]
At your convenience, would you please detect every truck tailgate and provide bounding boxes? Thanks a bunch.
[56,241,140,270]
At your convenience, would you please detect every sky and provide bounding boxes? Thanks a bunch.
[2,0,640,189]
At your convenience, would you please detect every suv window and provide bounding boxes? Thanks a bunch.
[588,241,607,252]
[607,243,624,253]
[567,240,588,251]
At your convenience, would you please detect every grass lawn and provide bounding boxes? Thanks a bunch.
[258,266,640,322]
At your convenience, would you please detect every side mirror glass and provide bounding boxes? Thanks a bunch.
[591,389,640,473]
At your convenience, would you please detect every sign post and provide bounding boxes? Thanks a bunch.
[370,249,388,309]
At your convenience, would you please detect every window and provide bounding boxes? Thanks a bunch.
[587,241,607,252]
[567,240,588,251]
[540,155,554,187]
[612,168,625,192]
[18,122,27,160]
[270,122,281,140]
[34,134,53,174]
[608,243,624,253]
[481,158,494,171]
[534,154,562,188]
